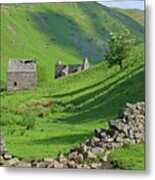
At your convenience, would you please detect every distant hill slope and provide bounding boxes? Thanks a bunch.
[1,2,144,84]
[113,8,144,26]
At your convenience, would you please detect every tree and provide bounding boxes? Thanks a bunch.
[105,29,135,70]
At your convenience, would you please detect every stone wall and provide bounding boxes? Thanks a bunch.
[0,102,145,169]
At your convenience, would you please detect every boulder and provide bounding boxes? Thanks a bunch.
[0,156,5,166]
[53,161,64,169]
[112,130,119,140]
[68,151,78,160]
[58,153,67,163]
[116,136,124,143]
[83,164,91,169]
[86,151,96,159]
[92,137,100,144]
[92,147,104,155]
[43,158,55,163]
[134,133,144,140]
[36,162,49,168]
[101,151,111,162]
[18,161,31,168]
[79,143,87,153]
[107,137,114,143]
[121,124,130,136]
[91,163,102,169]
[76,164,83,169]
[100,131,108,138]
[111,142,123,148]
[4,153,12,160]
[67,160,76,168]
[94,128,107,138]
[98,142,106,148]
[89,138,95,147]
[6,158,20,167]
[76,154,84,163]
[118,108,131,119]
[126,102,136,110]
[109,119,121,129]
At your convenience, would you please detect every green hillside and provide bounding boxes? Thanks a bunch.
[113,8,144,26]
[1,43,144,160]
[1,2,144,168]
[1,2,144,85]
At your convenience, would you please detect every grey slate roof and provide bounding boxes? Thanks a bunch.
[8,59,36,72]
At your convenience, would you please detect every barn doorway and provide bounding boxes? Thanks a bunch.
[14,82,17,86]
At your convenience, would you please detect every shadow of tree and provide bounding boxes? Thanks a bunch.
[45,64,143,100]
[65,65,144,107]
[53,70,144,124]
[30,132,92,145]
[46,68,122,98]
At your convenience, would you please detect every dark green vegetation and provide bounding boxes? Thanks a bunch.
[1,2,144,169]
[105,29,134,70]
[109,143,145,170]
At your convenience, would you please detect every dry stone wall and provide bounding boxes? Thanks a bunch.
[0,102,145,169]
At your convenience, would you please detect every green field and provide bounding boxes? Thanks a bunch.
[109,143,145,170]
[1,2,144,169]
[1,43,144,160]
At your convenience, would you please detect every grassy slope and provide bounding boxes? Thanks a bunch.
[109,143,144,170]
[1,43,144,160]
[1,2,144,168]
[114,8,144,26]
[1,2,144,84]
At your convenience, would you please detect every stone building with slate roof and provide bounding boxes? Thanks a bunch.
[7,59,37,91]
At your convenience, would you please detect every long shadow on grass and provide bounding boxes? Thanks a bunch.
[30,132,92,145]
[53,70,144,124]
[47,64,143,99]
[48,68,121,98]
[66,66,144,107]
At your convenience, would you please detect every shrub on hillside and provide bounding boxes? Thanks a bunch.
[0,81,7,92]
[1,114,15,126]
[19,114,36,130]
[105,29,135,70]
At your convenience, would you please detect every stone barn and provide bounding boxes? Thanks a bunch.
[7,59,37,91]
[55,58,89,79]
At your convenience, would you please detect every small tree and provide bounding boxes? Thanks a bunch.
[105,29,134,70]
